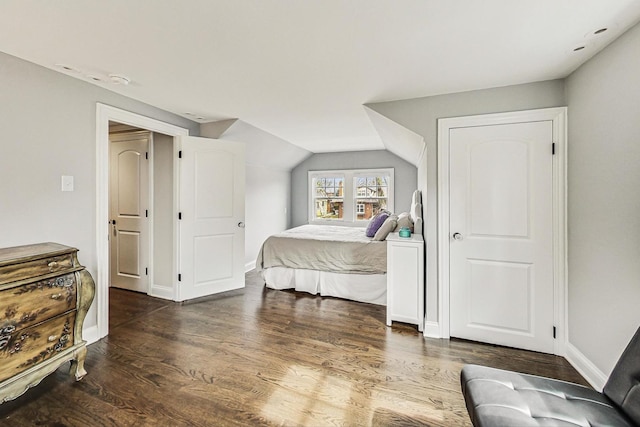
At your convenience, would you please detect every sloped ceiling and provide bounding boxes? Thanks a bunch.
[1,1,640,153]
[364,107,425,167]
[202,120,312,171]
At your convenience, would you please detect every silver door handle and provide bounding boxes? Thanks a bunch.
[452,232,463,241]
[238,222,245,228]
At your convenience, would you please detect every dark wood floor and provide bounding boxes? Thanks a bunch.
[0,270,588,426]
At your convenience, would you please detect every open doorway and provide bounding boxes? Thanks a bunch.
[108,123,151,294]
[108,123,176,297]
[96,104,189,340]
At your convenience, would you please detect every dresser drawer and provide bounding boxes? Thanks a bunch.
[0,311,76,382]
[0,253,76,285]
[0,273,77,331]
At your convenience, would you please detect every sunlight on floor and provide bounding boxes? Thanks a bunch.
[261,364,445,425]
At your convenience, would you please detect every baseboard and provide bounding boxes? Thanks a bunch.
[83,325,100,345]
[423,321,442,339]
[150,284,174,300]
[245,260,256,273]
[565,341,608,391]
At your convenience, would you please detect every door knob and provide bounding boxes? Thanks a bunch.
[452,232,463,241]
[238,222,245,228]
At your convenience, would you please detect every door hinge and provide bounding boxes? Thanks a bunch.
[552,143,556,155]
[178,150,182,159]
[178,273,182,282]
[553,326,557,339]
[178,212,182,220]
[145,267,148,276]
[145,209,149,218]
[145,152,149,160]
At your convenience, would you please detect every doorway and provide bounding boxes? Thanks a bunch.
[97,104,189,340]
[109,127,150,293]
[437,107,567,355]
[97,105,246,340]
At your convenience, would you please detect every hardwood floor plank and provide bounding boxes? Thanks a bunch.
[0,271,589,426]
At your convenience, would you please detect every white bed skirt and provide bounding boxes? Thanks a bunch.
[261,267,387,306]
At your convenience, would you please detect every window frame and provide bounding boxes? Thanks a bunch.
[308,168,394,226]
[309,172,346,223]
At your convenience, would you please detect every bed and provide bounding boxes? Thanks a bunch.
[256,190,423,305]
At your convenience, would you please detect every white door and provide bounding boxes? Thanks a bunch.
[177,136,245,301]
[449,121,554,353]
[109,131,150,293]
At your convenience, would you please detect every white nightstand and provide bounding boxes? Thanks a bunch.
[386,232,425,331]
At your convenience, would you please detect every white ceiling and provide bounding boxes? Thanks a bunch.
[2,1,640,153]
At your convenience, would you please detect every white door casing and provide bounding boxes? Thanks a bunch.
[96,104,189,341]
[109,131,150,293]
[437,107,567,356]
[449,121,553,353]
[177,136,246,301]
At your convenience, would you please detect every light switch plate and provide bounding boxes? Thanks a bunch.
[61,175,74,192]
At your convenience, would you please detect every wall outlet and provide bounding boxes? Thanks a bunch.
[61,175,74,192]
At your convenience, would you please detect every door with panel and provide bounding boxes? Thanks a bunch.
[109,131,150,293]
[177,136,245,301]
[449,121,554,353]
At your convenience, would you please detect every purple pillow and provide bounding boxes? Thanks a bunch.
[365,211,390,237]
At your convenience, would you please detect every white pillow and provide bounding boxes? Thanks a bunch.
[373,215,398,241]
[393,212,414,232]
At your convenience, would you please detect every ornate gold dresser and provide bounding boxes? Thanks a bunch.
[0,242,95,402]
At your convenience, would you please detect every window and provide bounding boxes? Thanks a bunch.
[309,168,393,225]
[354,175,389,220]
[311,175,344,221]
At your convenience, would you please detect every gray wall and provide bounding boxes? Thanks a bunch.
[152,132,174,289]
[291,150,417,227]
[201,120,303,269]
[367,80,566,328]
[565,22,640,375]
[245,166,291,268]
[0,52,199,331]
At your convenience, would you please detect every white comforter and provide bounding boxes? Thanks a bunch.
[256,225,387,274]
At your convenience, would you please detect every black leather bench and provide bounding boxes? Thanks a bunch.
[461,327,640,426]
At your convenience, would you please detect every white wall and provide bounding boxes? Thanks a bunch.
[0,52,198,332]
[366,80,565,331]
[201,120,306,270]
[565,22,640,381]
[245,166,291,270]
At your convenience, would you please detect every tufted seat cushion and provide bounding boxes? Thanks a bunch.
[461,327,640,427]
[603,327,640,425]
[461,365,634,426]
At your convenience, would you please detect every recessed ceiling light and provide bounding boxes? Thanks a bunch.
[108,74,131,85]
[584,24,616,39]
[89,75,105,82]
[55,63,79,73]
[184,112,207,121]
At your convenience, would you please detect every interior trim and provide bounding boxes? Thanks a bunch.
[565,341,608,391]
[95,103,189,340]
[436,107,568,356]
